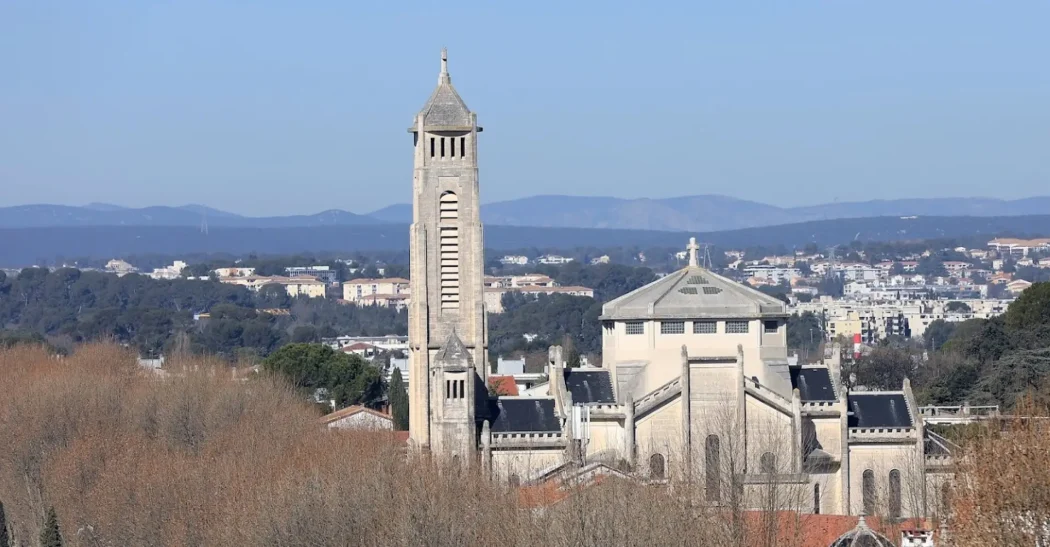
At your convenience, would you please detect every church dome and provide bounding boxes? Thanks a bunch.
[828,517,896,547]
[599,263,787,321]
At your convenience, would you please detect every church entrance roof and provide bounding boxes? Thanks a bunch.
[600,264,787,321]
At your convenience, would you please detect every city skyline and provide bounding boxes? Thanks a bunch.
[2,2,1048,215]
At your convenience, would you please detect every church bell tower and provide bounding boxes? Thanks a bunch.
[407,49,488,456]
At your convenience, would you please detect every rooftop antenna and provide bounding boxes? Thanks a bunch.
[703,244,713,269]
[200,211,208,235]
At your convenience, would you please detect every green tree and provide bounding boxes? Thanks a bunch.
[945,301,972,313]
[0,500,10,547]
[263,343,386,409]
[923,319,956,351]
[40,506,62,547]
[787,312,824,362]
[389,367,409,430]
[854,346,915,391]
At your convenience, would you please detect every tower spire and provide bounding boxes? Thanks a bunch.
[439,47,449,82]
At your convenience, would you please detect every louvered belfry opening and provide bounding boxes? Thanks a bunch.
[439,191,460,310]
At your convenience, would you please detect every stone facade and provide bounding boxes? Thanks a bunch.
[408,49,488,454]
[403,52,953,520]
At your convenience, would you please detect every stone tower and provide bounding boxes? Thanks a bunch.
[407,49,487,454]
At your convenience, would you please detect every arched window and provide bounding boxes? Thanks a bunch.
[862,469,876,515]
[438,191,460,310]
[813,484,821,514]
[649,453,666,480]
[705,435,721,502]
[760,452,776,475]
[508,473,520,487]
[889,469,902,519]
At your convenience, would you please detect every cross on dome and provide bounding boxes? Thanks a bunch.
[687,237,700,267]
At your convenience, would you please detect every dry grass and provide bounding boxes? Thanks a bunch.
[0,344,735,546]
[0,343,962,546]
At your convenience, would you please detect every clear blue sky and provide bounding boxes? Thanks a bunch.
[1,2,1047,216]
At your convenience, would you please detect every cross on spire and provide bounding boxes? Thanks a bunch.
[687,237,700,267]
[441,47,448,75]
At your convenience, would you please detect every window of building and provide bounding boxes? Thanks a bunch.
[460,136,466,157]
[430,137,435,158]
[889,469,902,519]
[660,321,684,335]
[440,137,446,157]
[439,192,460,311]
[508,474,520,487]
[813,484,821,514]
[764,320,779,334]
[694,321,717,334]
[862,469,876,516]
[726,321,750,334]
[450,137,456,157]
[625,321,644,335]
[760,452,776,474]
[705,435,720,502]
[649,453,665,480]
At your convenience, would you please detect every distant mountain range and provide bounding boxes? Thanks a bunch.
[2,196,1049,232]
[3,214,1050,267]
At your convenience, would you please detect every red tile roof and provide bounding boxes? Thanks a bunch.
[488,375,519,396]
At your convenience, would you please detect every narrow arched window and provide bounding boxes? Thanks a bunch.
[649,453,665,480]
[889,469,902,519]
[813,483,821,514]
[450,136,456,157]
[862,469,876,515]
[430,137,435,157]
[460,136,466,157]
[705,435,721,502]
[760,452,776,475]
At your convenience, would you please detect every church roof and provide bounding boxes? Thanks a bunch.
[600,265,787,321]
[488,397,561,434]
[827,516,896,547]
[416,49,472,128]
[790,366,836,402]
[847,393,913,428]
[564,369,616,404]
[434,330,470,367]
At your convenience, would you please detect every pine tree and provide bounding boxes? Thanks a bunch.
[39,506,62,547]
[0,500,10,547]
[389,367,409,431]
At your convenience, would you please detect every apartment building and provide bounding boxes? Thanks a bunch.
[342,277,411,302]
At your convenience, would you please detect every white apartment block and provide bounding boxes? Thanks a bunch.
[499,255,529,266]
[743,265,801,284]
[342,277,411,302]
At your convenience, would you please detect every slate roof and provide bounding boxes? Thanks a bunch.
[600,265,787,321]
[416,50,472,127]
[847,393,913,428]
[790,367,836,402]
[488,398,560,433]
[564,369,617,404]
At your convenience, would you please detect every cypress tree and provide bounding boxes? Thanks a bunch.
[0,501,10,547]
[389,367,409,431]
[39,506,62,547]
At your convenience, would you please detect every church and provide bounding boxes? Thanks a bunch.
[406,50,953,519]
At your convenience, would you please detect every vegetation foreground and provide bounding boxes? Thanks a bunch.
[0,344,1049,546]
